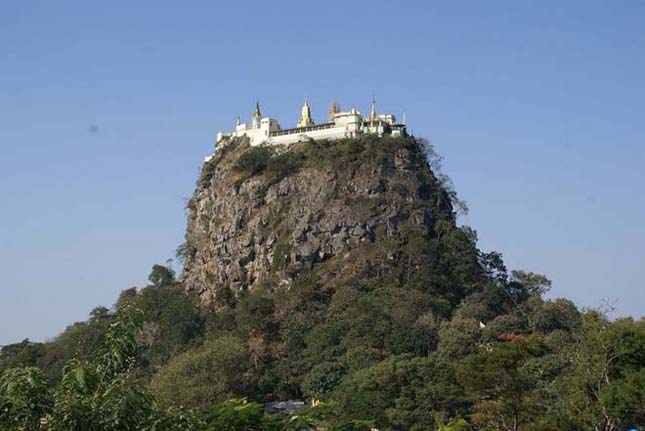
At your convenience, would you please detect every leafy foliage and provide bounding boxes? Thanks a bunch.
[149,336,252,410]
[49,306,154,431]
[119,283,203,369]
[148,264,176,287]
[457,337,544,431]
[203,398,267,431]
[337,354,465,431]
[0,366,52,431]
[2,137,644,430]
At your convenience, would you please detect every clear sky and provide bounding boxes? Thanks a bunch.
[1,1,644,345]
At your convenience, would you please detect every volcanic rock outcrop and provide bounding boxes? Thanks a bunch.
[181,136,457,307]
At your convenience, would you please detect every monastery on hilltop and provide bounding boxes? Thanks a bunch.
[215,98,407,150]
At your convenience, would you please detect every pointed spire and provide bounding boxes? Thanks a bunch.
[297,97,314,127]
[252,101,262,128]
[328,99,340,121]
[369,95,378,123]
[236,113,241,126]
[402,111,406,125]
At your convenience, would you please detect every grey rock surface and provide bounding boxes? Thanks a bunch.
[181,137,453,307]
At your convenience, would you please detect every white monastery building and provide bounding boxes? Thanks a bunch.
[214,98,407,151]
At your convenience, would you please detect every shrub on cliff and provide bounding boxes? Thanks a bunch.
[234,146,273,175]
[266,150,305,179]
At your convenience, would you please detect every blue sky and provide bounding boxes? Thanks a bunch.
[1,1,644,345]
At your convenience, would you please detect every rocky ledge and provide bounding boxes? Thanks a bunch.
[181,135,455,307]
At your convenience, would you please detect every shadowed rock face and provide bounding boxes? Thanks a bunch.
[181,136,455,307]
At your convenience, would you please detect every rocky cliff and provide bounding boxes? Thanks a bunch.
[181,135,460,307]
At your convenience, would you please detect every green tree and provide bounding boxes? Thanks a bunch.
[0,307,116,383]
[0,340,46,376]
[50,306,156,431]
[529,298,581,334]
[302,362,347,400]
[0,366,52,431]
[337,354,465,431]
[437,418,468,431]
[129,284,203,368]
[457,337,543,431]
[436,318,482,360]
[151,408,206,431]
[546,313,645,431]
[148,264,176,287]
[149,336,252,410]
[510,270,552,296]
[89,306,112,322]
[204,399,269,431]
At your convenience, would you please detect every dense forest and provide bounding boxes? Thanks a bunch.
[1,136,643,431]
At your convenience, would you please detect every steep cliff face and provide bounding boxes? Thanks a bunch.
[181,135,459,307]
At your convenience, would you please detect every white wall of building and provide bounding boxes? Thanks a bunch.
[213,105,406,152]
[268,125,347,146]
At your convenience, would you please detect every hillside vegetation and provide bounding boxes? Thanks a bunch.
[1,136,643,431]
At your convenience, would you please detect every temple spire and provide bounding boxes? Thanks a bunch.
[328,99,340,121]
[369,95,378,123]
[297,97,314,127]
[252,101,262,128]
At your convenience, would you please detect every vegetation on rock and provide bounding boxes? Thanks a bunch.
[1,136,643,430]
